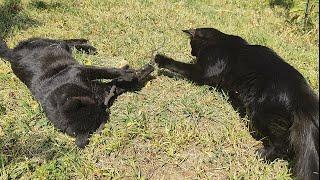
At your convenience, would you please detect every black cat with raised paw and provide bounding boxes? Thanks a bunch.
[0,38,154,148]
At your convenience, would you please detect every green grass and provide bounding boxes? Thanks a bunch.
[0,0,318,179]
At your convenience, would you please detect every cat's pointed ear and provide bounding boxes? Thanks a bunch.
[182,29,196,37]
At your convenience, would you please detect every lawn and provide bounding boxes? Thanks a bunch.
[0,0,318,179]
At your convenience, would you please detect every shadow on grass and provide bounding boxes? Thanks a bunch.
[30,0,62,10]
[2,134,72,163]
[0,0,38,38]
[0,103,6,115]
[0,132,75,178]
[158,69,247,116]
[269,0,294,9]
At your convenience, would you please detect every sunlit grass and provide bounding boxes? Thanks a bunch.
[0,0,318,179]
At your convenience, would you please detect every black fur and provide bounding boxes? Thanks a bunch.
[155,28,319,180]
[0,38,154,148]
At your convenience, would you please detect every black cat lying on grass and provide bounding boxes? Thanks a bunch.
[155,28,319,180]
[0,38,154,148]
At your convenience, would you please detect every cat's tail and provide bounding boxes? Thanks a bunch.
[0,39,14,62]
[291,86,319,180]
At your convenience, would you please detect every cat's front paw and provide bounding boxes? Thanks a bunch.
[154,54,170,67]
[118,70,138,83]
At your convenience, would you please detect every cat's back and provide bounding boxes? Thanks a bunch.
[235,44,309,98]
[238,45,305,81]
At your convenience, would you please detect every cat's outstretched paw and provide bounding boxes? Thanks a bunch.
[154,54,171,67]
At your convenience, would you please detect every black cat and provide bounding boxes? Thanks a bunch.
[154,28,319,180]
[0,38,154,148]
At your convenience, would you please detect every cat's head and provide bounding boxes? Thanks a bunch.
[52,85,107,148]
[182,28,247,57]
[60,95,107,148]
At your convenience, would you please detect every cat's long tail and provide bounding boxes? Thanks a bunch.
[0,39,14,62]
[291,86,319,180]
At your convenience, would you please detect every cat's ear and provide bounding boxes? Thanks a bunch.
[62,96,96,112]
[182,29,196,37]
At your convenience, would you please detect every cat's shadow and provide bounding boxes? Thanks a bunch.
[0,1,39,38]
[158,69,247,116]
